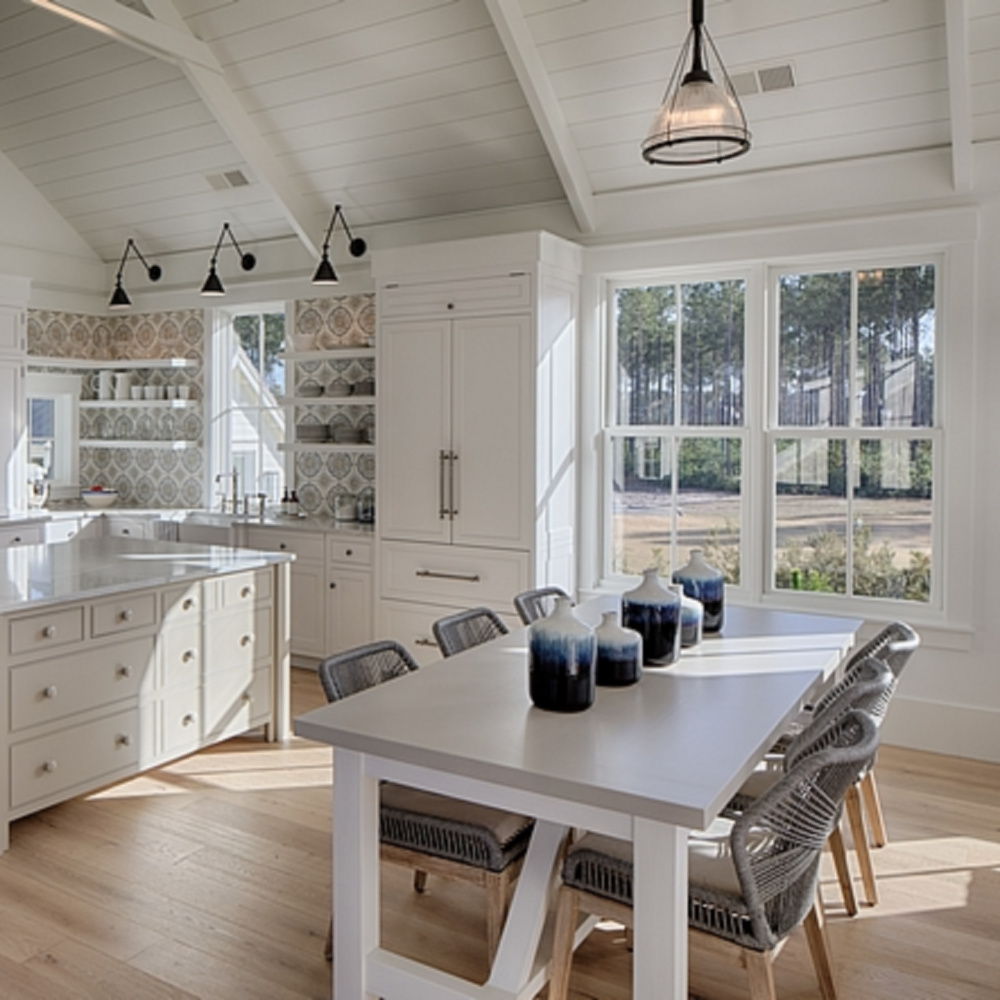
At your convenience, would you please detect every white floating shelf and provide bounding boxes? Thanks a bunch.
[278,395,375,405]
[279,349,375,362]
[79,439,200,450]
[278,443,375,453]
[29,357,198,370]
[80,399,198,409]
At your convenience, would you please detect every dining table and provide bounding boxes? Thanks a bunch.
[294,597,862,1000]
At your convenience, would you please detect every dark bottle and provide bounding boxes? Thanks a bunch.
[528,597,596,712]
[672,549,725,633]
[621,568,682,666]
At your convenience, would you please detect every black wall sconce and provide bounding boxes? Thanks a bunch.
[109,238,162,309]
[201,222,256,296]
[312,205,367,285]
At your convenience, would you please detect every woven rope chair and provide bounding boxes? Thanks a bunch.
[432,606,509,658]
[512,586,570,625]
[318,640,533,963]
[728,657,896,914]
[548,710,880,1000]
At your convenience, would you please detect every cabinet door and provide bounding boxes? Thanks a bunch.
[289,557,327,659]
[450,315,533,549]
[326,568,372,655]
[379,319,452,544]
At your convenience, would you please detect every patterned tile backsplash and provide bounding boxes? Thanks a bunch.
[26,294,377,517]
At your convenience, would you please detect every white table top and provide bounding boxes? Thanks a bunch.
[295,604,859,830]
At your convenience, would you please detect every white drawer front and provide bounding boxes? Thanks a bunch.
[244,527,323,562]
[10,635,154,731]
[92,591,157,637]
[11,709,140,809]
[161,688,202,756]
[205,606,272,675]
[45,519,81,543]
[9,606,85,657]
[380,542,529,607]
[161,624,202,689]
[327,537,372,566]
[379,273,531,319]
[206,570,273,612]
[161,583,202,628]
[203,663,256,740]
[378,599,451,666]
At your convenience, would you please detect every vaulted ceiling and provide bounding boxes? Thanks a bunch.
[0,0,996,273]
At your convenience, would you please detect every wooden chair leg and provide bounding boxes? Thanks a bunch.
[743,948,778,1000]
[324,917,333,962]
[803,895,838,1000]
[845,784,879,906]
[413,869,427,893]
[860,769,888,848]
[827,823,859,916]
[548,887,579,1000]
[484,872,506,964]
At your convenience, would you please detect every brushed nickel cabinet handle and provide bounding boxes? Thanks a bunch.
[415,569,481,583]
[240,633,254,647]
[119,608,133,622]
[182,713,197,726]
[42,625,57,639]
[182,597,196,611]
[241,585,254,599]
[42,759,58,773]
[449,450,458,518]
[182,649,198,663]
[43,685,58,699]
[415,638,439,647]
[439,450,449,520]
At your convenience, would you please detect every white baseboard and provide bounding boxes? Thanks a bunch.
[882,695,1000,764]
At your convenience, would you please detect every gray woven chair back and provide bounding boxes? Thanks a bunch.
[845,621,920,678]
[432,607,509,658]
[513,587,570,626]
[318,639,419,703]
[725,709,880,951]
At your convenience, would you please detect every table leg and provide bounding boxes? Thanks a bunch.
[333,748,380,1000]
[633,817,688,1000]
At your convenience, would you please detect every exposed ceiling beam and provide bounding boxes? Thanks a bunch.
[482,0,596,235]
[27,0,319,257]
[944,0,974,193]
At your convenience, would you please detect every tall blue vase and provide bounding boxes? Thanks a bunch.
[672,549,725,633]
[621,568,681,666]
[594,611,643,686]
[528,597,596,712]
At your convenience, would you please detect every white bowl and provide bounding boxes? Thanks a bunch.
[81,489,118,509]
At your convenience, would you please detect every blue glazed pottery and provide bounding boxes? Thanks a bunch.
[621,568,682,666]
[594,611,643,686]
[673,583,704,648]
[528,596,596,712]
[672,549,725,633]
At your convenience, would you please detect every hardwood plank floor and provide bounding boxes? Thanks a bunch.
[0,666,997,999]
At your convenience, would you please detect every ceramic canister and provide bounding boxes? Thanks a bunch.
[672,549,725,633]
[621,568,682,666]
[594,610,643,686]
[672,584,704,648]
[528,596,596,712]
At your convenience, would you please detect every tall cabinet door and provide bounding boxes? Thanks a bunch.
[451,315,533,550]
[379,319,453,544]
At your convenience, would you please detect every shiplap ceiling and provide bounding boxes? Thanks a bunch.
[0,0,997,267]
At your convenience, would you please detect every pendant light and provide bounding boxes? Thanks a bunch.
[641,0,750,166]
[108,238,162,309]
[200,222,256,296]
[312,205,367,285]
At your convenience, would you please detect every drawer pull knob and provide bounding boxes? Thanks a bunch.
[117,664,133,678]
[182,713,197,726]
[182,649,198,663]
[42,625,58,639]
[345,548,353,556]
[116,733,133,747]
[119,608,134,622]
[329,581,336,589]
[182,598,196,611]
[43,684,58,699]
[240,633,254,647]
[415,638,439,648]
[242,692,253,704]
[279,543,287,550]
[42,759,58,773]
[13,536,21,543]
[241,585,254,598]
[415,569,481,583]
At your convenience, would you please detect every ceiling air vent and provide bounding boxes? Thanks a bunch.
[731,63,796,98]
[205,169,251,191]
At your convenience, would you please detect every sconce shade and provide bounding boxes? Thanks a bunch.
[642,0,750,166]
[200,267,225,296]
[312,205,366,285]
[200,222,256,297]
[108,238,162,309]
[109,282,132,309]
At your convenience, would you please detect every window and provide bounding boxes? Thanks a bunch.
[211,306,286,504]
[606,279,745,582]
[602,259,940,612]
[25,372,81,498]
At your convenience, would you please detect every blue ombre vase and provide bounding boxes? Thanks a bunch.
[528,597,596,712]
[672,549,725,633]
[673,583,704,648]
[594,611,643,687]
[621,568,681,666]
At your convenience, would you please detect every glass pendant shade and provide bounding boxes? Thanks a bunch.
[642,0,750,166]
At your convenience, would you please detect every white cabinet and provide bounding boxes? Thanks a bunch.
[0,524,44,548]
[326,537,373,655]
[373,233,581,648]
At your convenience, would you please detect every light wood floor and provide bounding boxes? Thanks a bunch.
[1,667,998,1000]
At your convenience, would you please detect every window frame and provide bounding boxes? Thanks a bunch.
[25,371,81,499]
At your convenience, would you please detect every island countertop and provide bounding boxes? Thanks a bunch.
[0,535,295,614]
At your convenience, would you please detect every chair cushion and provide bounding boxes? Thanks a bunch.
[379,783,533,873]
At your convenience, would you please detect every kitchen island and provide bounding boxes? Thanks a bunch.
[0,536,293,853]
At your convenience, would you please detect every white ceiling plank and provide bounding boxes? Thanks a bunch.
[483,0,596,234]
[945,0,974,192]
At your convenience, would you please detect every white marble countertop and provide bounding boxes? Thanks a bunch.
[0,536,294,614]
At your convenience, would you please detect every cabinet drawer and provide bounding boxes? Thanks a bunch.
[380,542,530,607]
[10,635,154,732]
[106,517,151,539]
[0,525,44,548]
[328,537,372,566]
[379,273,531,319]
[10,708,139,809]
[45,519,80,543]
[161,624,202,689]
[205,606,272,674]
[161,688,202,756]
[245,527,323,562]
[9,606,85,656]
[92,591,157,637]
[161,583,202,628]
[207,570,272,611]
[203,665,271,740]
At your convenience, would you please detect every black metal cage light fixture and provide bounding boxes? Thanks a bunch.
[641,0,750,166]
[108,238,162,309]
[200,222,256,296]
[312,204,367,285]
